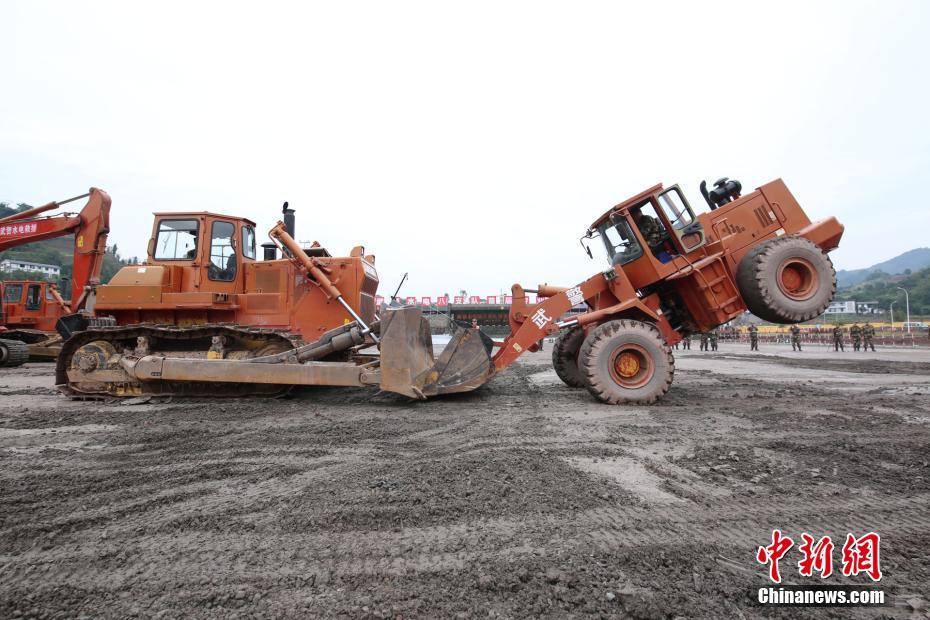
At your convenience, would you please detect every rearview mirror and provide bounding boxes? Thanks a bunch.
[579,234,593,259]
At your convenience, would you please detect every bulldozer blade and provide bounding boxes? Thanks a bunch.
[379,307,495,399]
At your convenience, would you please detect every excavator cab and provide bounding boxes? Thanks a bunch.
[0,280,66,331]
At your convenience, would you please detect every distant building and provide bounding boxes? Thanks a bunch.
[825,300,856,315]
[0,259,60,279]
[855,301,884,314]
[824,300,885,316]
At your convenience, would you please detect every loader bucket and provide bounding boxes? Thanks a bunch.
[379,307,495,399]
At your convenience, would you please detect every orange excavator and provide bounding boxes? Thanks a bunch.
[58,175,842,404]
[0,189,111,366]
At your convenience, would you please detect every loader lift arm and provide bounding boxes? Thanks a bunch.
[492,266,679,371]
[0,189,111,312]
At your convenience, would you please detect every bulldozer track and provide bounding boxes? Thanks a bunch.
[56,323,302,399]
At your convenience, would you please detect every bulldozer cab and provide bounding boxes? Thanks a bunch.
[148,213,257,293]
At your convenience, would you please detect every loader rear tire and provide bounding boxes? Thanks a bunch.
[0,339,30,368]
[552,325,585,388]
[736,236,836,324]
[578,320,674,405]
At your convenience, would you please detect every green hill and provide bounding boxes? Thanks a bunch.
[835,267,930,316]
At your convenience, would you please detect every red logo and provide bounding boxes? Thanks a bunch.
[841,533,882,581]
[798,534,834,578]
[756,529,794,584]
[758,530,881,583]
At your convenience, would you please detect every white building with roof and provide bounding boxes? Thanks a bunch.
[0,259,61,278]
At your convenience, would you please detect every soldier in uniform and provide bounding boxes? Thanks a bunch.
[862,322,876,351]
[748,325,759,351]
[636,212,665,247]
[683,334,691,350]
[850,323,862,351]
[710,329,718,351]
[790,324,802,351]
[700,332,709,351]
[833,324,845,352]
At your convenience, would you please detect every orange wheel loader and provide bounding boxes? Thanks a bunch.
[498,175,843,404]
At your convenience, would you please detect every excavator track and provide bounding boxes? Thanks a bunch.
[0,329,64,362]
[57,324,301,399]
[0,338,31,368]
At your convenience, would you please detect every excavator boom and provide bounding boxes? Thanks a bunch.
[0,189,111,311]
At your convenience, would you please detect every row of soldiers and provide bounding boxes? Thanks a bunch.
[673,322,878,352]
[672,332,718,350]
[753,323,877,351]
[672,333,718,350]
[832,322,876,352]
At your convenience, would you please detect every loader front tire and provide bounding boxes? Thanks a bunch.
[552,325,586,388]
[0,338,30,368]
[578,320,674,405]
[736,236,836,324]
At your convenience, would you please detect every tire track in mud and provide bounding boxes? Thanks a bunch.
[715,353,930,376]
[4,492,928,589]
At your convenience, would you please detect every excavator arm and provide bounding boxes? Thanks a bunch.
[0,189,111,311]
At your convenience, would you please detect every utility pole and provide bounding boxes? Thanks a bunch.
[897,286,910,333]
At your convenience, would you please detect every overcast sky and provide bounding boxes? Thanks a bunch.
[2,1,928,297]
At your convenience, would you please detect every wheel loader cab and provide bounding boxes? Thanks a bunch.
[590,184,708,290]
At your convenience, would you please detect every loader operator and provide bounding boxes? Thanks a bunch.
[634,211,675,263]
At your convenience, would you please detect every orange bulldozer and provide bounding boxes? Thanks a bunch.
[55,175,841,405]
[57,203,489,399]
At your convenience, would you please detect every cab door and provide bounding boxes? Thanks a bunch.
[24,283,43,314]
[201,218,243,295]
[8,282,44,327]
[656,186,706,254]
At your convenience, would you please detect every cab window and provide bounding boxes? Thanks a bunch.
[3,283,23,303]
[597,218,643,266]
[208,221,237,282]
[45,286,56,301]
[155,219,200,260]
[25,284,41,310]
[242,225,256,260]
[657,187,695,230]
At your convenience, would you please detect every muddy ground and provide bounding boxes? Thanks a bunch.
[1,343,929,619]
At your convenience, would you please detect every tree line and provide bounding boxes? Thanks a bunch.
[835,267,930,316]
